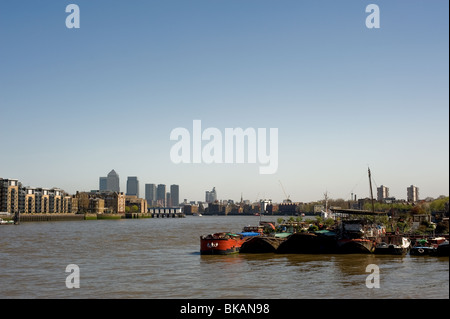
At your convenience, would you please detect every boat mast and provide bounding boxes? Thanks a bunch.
[368,167,375,214]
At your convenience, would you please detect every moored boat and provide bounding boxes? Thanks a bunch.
[333,217,382,254]
[240,236,286,253]
[276,231,338,254]
[410,237,446,256]
[200,232,248,255]
[333,168,387,254]
[337,238,376,254]
[375,236,411,255]
[410,245,436,256]
[436,241,449,257]
[0,218,14,225]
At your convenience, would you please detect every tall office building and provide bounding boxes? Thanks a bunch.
[407,185,419,202]
[99,177,107,191]
[145,184,157,206]
[157,184,166,206]
[170,184,179,207]
[205,187,217,203]
[166,192,172,207]
[106,169,120,192]
[377,185,389,202]
[126,176,139,197]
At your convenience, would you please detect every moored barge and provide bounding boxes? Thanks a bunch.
[200,232,248,255]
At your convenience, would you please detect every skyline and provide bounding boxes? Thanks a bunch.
[0,170,442,205]
[1,0,448,203]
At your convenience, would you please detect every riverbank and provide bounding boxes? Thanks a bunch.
[6,212,186,222]
[14,213,85,222]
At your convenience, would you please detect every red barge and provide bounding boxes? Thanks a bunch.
[200,232,248,255]
[200,223,273,255]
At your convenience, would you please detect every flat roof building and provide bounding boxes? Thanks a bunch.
[126,176,139,198]
[407,185,419,202]
[170,184,179,207]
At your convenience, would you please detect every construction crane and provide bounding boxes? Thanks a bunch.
[279,180,292,203]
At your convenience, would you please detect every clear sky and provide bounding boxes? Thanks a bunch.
[1,0,448,203]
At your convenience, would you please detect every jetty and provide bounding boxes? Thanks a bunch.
[148,207,185,218]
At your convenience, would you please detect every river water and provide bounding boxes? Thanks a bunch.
[0,216,448,299]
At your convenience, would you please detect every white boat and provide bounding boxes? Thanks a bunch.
[0,218,14,225]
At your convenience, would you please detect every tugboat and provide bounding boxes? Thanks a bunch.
[200,232,248,255]
[200,221,275,255]
[200,227,262,255]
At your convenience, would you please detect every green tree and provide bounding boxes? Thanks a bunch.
[324,218,335,227]
[430,197,449,212]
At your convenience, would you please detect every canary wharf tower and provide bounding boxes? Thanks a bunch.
[106,169,120,192]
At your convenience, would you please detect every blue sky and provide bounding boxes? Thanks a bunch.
[0,0,448,203]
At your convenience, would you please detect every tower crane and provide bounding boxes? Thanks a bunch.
[279,180,292,203]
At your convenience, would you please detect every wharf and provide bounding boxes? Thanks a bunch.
[17,213,85,222]
[3,211,185,222]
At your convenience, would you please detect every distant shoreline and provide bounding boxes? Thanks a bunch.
[3,212,315,223]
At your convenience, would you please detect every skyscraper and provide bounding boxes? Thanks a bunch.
[126,176,139,197]
[170,184,179,207]
[99,177,107,191]
[377,185,389,202]
[166,192,172,207]
[157,184,166,206]
[145,184,157,206]
[106,169,120,192]
[407,185,419,202]
[205,187,217,203]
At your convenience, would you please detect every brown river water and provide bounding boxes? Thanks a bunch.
[0,216,448,299]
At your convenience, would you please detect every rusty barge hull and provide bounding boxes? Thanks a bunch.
[240,236,285,253]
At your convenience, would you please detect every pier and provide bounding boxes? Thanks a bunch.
[148,207,185,218]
